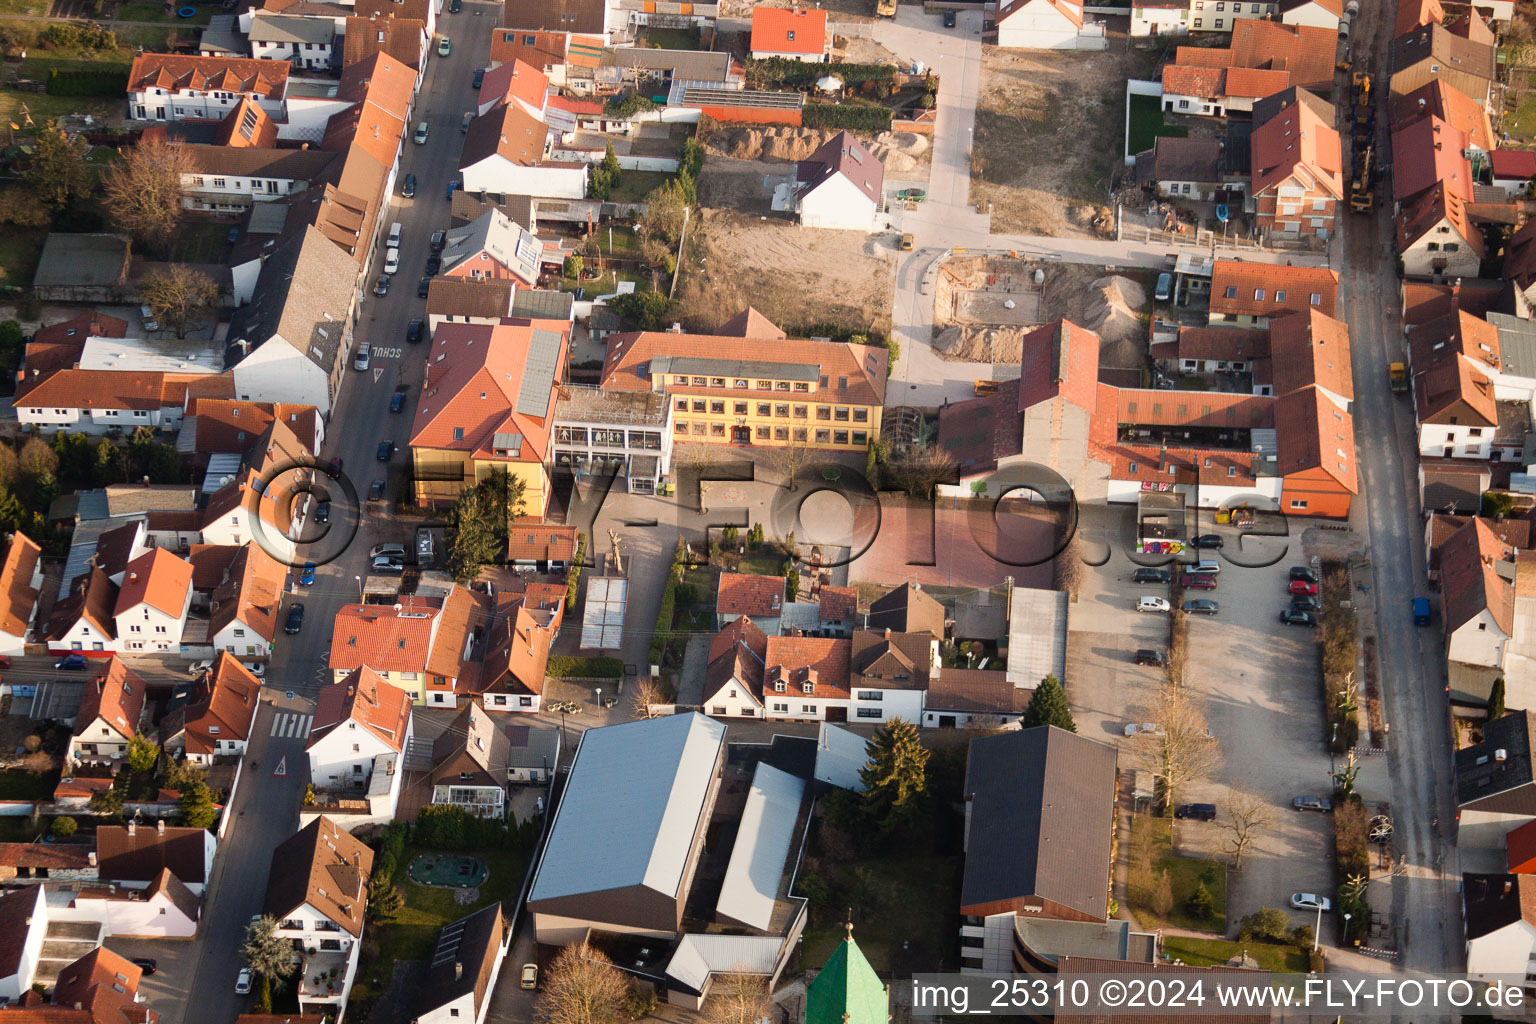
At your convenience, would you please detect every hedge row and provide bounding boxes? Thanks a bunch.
[565,532,587,608]
[545,655,623,679]
[647,537,687,667]
[1319,562,1360,751]
[749,57,896,90]
[47,67,129,97]
[1332,794,1371,946]
[803,102,894,133]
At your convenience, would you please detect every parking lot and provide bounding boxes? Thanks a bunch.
[1066,505,1389,938]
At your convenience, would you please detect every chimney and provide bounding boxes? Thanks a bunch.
[156,819,164,835]
[885,628,891,638]
[1418,98,1426,114]
[88,851,96,866]
[127,820,136,836]
[455,962,464,981]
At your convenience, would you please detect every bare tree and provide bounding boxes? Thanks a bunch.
[1222,786,1275,871]
[140,266,219,339]
[765,432,813,492]
[1126,687,1222,809]
[630,676,668,719]
[539,942,628,1024]
[1053,531,1083,595]
[102,138,191,252]
[885,442,957,500]
[702,971,772,1024]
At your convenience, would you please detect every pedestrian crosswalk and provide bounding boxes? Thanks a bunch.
[271,712,313,740]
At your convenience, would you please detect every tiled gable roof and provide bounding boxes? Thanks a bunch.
[1209,260,1338,317]
[183,653,261,756]
[263,816,373,936]
[717,573,786,618]
[602,331,888,407]
[1251,99,1343,198]
[750,6,828,53]
[113,548,192,620]
[1267,308,1354,402]
[309,668,413,753]
[128,53,290,98]
[0,534,41,640]
[73,657,146,742]
[1274,385,1358,492]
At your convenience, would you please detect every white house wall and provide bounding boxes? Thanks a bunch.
[1447,610,1507,668]
[1419,423,1493,460]
[231,338,333,414]
[799,175,878,232]
[460,159,587,200]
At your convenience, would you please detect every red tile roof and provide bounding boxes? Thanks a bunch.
[0,533,40,640]
[818,586,858,623]
[1016,320,1099,416]
[208,542,285,644]
[408,322,567,466]
[47,567,118,645]
[482,58,548,114]
[1173,327,1270,362]
[183,399,321,457]
[1440,516,1515,634]
[1392,80,1495,152]
[188,544,240,591]
[73,658,146,743]
[1209,260,1338,318]
[1414,353,1497,426]
[750,6,828,54]
[1408,309,1500,374]
[719,307,786,340]
[128,53,289,98]
[1391,115,1473,203]
[1509,816,1536,872]
[1396,182,1484,259]
[1402,279,1504,325]
[330,599,441,675]
[1274,386,1358,492]
[16,369,233,413]
[1161,65,1224,99]
[113,548,192,621]
[183,654,261,757]
[1111,388,1275,430]
[602,332,888,408]
[1223,67,1290,99]
[762,635,851,698]
[52,948,142,1009]
[506,520,577,562]
[717,573,786,618]
[1492,149,1536,181]
[1267,309,1354,402]
[1230,20,1339,90]
[1091,442,1259,487]
[1395,0,1441,37]
[1251,99,1343,198]
[310,668,413,753]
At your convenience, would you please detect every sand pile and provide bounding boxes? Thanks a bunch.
[712,127,929,173]
[933,325,1031,363]
[867,131,929,175]
[1082,276,1147,368]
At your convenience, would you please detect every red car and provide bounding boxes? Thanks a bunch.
[1180,573,1218,590]
[1288,580,1319,596]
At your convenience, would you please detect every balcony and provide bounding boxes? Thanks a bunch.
[297,948,354,1008]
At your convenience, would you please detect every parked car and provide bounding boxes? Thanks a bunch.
[445,180,461,200]
[402,173,417,198]
[438,35,451,56]
[370,543,407,560]
[1289,566,1319,583]
[406,319,424,344]
[1182,599,1219,615]
[1290,892,1331,911]
[353,341,371,371]
[377,440,397,462]
[313,500,330,524]
[943,8,956,25]
[414,121,430,144]
[1154,271,1172,301]
[55,654,88,671]
[417,527,435,562]
[1290,595,1321,612]
[426,254,442,276]
[139,305,160,332]
[1292,795,1332,812]
[1190,559,1221,574]
[368,479,387,501]
[284,603,305,635]
[430,230,446,251]
[186,659,213,676]
[1288,580,1319,596]
[299,562,317,586]
[1134,648,1167,667]
[1124,721,1164,737]
[418,277,432,298]
[0,656,11,669]
[1191,534,1224,549]
[1279,609,1318,627]
[236,968,252,995]
[521,963,538,990]
[1174,803,1217,821]
[449,0,460,10]
[374,275,391,297]
[461,111,474,133]
[1180,573,1217,590]
[129,958,157,975]
[473,67,485,89]
[243,661,266,678]
[390,388,407,413]
[900,232,914,251]
[372,556,405,575]
[1137,596,1171,613]
[384,247,401,275]
[1132,568,1172,584]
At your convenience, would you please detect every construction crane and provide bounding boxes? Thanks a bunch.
[1350,144,1374,213]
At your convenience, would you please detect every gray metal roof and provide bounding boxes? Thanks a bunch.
[518,329,563,416]
[1005,587,1068,689]
[716,762,804,930]
[529,713,727,903]
[962,727,1117,919]
[509,288,575,321]
[813,722,868,793]
[652,355,819,382]
[602,46,733,84]
[1490,312,1536,382]
[249,13,335,43]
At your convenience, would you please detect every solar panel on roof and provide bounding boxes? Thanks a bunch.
[517,329,561,417]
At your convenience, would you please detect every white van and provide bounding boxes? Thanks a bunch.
[1191,559,1221,575]
[388,222,403,247]
[354,341,371,371]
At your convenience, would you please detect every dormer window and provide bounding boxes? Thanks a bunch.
[802,682,814,695]
[774,680,786,693]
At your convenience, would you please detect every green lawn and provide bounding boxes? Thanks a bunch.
[0,90,121,126]
[638,26,700,50]
[608,169,671,205]
[169,219,234,263]
[1160,936,1310,973]
[113,24,197,49]
[353,844,529,1004]
[0,769,56,800]
[0,0,46,15]
[1126,815,1227,932]
[0,218,48,290]
[114,1,214,22]
[1506,73,1536,144]
[1126,93,1189,157]
[736,551,787,576]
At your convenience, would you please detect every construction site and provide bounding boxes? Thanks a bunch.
[929,256,1152,377]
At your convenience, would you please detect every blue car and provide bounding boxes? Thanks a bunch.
[473,67,485,89]
[445,179,461,200]
[55,654,88,671]
[299,562,317,586]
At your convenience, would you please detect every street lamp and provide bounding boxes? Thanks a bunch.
[1330,721,1338,777]
[355,575,363,601]
[1313,903,1323,951]
[595,687,602,711]
[1342,912,1352,948]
